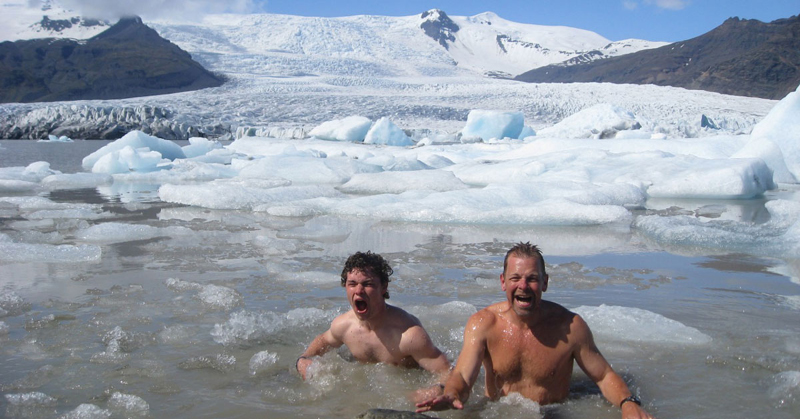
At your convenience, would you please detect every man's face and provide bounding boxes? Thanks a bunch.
[345,268,387,320]
[501,255,548,317]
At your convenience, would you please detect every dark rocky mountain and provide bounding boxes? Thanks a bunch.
[420,9,460,49]
[0,16,224,103]
[515,15,800,100]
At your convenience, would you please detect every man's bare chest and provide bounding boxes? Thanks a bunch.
[341,328,410,365]
[486,328,574,384]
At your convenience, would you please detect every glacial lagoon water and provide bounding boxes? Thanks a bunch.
[1,140,799,418]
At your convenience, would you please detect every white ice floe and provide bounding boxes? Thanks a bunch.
[82,130,185,172]
[166,278,242,310]
[309,115,373,142]
[574,304,712,345]
[74,222,193,244]
[0,242,102,264]
[461,109,525,141]
[537,103,643,139]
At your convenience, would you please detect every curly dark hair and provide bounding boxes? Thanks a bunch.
[340,251,393,299]
[503,242,546,276]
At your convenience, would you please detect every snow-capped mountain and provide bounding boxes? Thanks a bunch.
[0,0,770,141]
[0,1,665,79]
[0,0,109,41]
[418,10,665,77]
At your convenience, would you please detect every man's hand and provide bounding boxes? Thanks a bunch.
[410,384,443,405]
[415,393,463,413]
[296,356,313,380]
[622,401,656,419]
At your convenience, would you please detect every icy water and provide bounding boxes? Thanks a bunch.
[1,140,799,418]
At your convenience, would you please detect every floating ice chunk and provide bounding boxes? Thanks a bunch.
[309,115,372,142]
[108,392,149,416]
[574,304,712,345]
[0,162,59,184]
[0,179,41,193]
[26,207,108,220]
[166,277,203,292]
[189,147,242,164]
[634,199,800,255]
[0,242,101,264]
[733,138,796,184]
[24,161,60,180]
[646,157,774,199]
[42,135,73,142]
[91,145,168,174]
[327,183,638,225]
[160,180,342,211]
[60,403,112,419]
[249,350,279,375]
[4,391,57,406]
[236,152,382,184]
[182,137,223,158]
[41,173,114,190]
[339,170,468,194]
[82,130,186,171]
[364,117,414,146]
[1,196,92,211]
[750,84,800,181]
[518,125,536,140]
[74,222,192,244]
[0,321,8,335]
[461,110,524,141]
[538,103,641,139]
[166,278,242,310]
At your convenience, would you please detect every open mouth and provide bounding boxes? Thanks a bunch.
[514,295,533,308]
[355,300,368,313]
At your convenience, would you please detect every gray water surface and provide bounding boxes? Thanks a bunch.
[1,140,798,418]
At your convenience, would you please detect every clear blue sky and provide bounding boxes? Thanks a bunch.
[255,0,799,42]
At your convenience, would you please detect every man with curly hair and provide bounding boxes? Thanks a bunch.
[297,251,450,398]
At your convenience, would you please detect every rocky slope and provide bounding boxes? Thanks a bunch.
[0,16,224,103]
[515,15,800,100]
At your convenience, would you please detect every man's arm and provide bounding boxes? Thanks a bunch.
[297,319,345,380]
[415,311,490,412]
[402,324,451,403]
[402,324,450,377]
[572,314,655,419]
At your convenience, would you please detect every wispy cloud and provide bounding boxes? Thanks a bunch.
[29,0,259,20]
[647,0,690,11]
[624,0,690,11]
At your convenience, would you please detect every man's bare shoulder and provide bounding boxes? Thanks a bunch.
[464,303,503,333]
[540,300,575,319]
[330,310,357,336]
[539,300,593,339]
[386,305,423,328]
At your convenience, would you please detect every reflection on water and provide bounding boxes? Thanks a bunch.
[1,140,799,418]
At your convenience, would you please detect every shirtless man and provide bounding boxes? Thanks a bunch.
[416,242,655,419]
[297,251,450,395]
